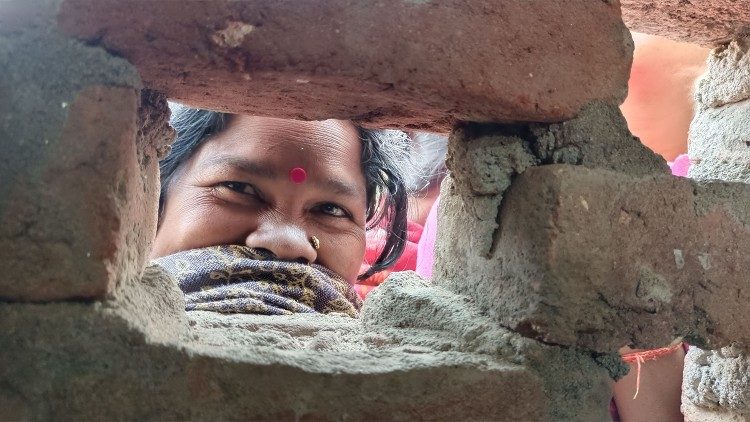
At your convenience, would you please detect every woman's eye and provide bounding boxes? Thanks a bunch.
[219,181,257,196]
[317,203,349,218]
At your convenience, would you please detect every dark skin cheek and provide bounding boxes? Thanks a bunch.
[283,212,366,281]
[156,190,251,254]
[188,199,263,245]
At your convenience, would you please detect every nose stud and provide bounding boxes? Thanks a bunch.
[309,235,320,250]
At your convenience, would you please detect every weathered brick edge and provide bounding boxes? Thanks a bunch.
[495,165,750,352]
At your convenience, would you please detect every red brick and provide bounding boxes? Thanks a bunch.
[57,0,632,129]
[622,0,750,47]
[0,87,171,301]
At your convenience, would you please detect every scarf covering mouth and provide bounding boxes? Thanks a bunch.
[153,245,362,317]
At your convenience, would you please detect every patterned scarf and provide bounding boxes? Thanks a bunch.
[153,245,362,317]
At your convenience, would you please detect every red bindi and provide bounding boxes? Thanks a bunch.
[289,167,307,184]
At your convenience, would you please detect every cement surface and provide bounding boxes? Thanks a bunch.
[696,38,750,109]
[683,346,750,417]
[682,402,747,422]
[689,38,750,184]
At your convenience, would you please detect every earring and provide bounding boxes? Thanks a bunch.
[309,235,320,250]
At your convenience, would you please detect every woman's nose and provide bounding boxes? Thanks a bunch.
[244,221,317,264]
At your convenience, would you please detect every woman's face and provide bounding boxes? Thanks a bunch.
[152,115,368,283]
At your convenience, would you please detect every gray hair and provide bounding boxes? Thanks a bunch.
[404,131,449,194]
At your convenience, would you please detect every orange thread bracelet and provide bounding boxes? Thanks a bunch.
[620,342,684,399]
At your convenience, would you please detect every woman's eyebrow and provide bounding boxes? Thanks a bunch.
[200,154,363,197]
[200,155,278,178]
[322,178,363,198]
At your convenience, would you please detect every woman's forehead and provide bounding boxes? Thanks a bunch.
[191,115,365,186]
[223,115,360,152]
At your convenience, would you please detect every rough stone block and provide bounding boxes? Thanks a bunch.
[0,14,172,301]
[682,37,750,422]
[56,0,632,129]
[682,402,747,422]
[688,100,750,184]
[361,272,618,421]
[695,38,750,109]
[0,267,612,421]
[490,165,750,352]
[621,0,750,47]
[682,346,750,420]
[434,104,668,340]
[689,39,750,184]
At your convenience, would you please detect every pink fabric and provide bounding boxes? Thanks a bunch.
[354,283,379,299]
[362,220,422,272]
[669,153,691,177]
[355,220,423,299]
[416,197,440,280]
